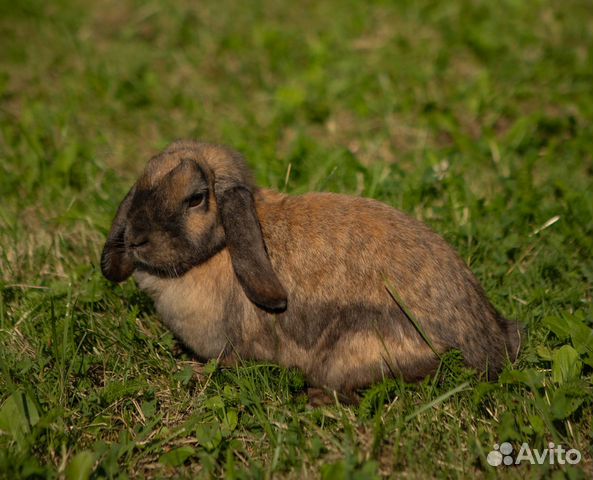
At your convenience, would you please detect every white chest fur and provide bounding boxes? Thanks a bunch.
[133,251,236,359]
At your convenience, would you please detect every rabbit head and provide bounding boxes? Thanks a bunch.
[100,140,287,312]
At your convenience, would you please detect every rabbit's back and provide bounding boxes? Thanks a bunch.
[254,190,518,389]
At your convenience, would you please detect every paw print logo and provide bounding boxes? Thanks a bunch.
[487,442,514,466]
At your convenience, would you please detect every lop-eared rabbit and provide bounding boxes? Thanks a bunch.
[101,141,520,398]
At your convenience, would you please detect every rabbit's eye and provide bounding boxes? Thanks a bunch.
[186,193,205,208]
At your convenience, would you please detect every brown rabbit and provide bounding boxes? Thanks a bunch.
[101,140,521,396]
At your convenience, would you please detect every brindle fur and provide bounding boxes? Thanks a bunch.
[101,140,521,394]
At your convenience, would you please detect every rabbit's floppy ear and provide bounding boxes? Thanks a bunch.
[101,185,136,282]
[216,183,287,312]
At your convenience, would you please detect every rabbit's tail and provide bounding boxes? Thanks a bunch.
[468,313,522,378]
[501,316,522,363]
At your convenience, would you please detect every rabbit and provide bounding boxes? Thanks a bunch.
[101,140,521,397]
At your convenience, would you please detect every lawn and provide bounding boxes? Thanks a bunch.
[1,0,592,478]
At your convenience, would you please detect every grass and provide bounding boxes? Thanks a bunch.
[0,0,592,477]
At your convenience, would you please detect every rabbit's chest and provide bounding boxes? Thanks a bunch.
[133,255,236,358]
